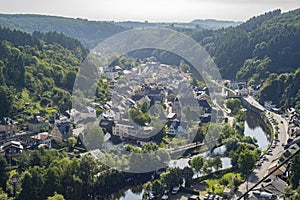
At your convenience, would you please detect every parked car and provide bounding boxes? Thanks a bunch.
[267,149,272,155]
[171,186,180,194]
[188,195,200,200]
[204,194,209,200]
[262,155,267,160]
[263,178,272,183]
[161,194,168,200]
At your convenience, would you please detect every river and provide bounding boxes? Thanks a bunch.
[111,111,270,199]
[244,111,270,150]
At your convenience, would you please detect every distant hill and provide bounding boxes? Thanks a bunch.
[115,19,241,30]
[0,14,126,49]
[0,14,242,49]
[190,19,241,30]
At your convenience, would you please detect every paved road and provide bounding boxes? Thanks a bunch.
[233,97,289,199]
[243,96,265,112]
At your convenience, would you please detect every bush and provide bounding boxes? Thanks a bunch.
[219,177,229,186]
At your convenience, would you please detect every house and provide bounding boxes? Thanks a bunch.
[65,109,81,122]
[106,71,119,80]
[125,98,137,108]
[0,117,17,141]
[113,120,153,141]
[267,161,287,176]
[261,177,288,196]
[198,98,212,113]
[50,113,69,124]
[149,94,164,104]
[27,116,49,133]
[172,97,182,119]
[264,101,277,111]
[166,120,188,136]
[0,141,23,159]
[237,87,248,96]
[167,113,177,121]
[200,114,211,123]
[172,97,204,119]
[99,119,114,134]
[49,121,72,143]
[132,91,147,102]
[23,132,51,149]
[229,80,247,89]
[83,106,97,118]
[137,95,151,106]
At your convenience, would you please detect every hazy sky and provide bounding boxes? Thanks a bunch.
[0,0,299,22]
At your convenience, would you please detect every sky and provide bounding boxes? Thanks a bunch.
[0,0,299,22]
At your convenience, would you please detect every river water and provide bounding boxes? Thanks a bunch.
[244,111,270,150]
[112,111,270,199]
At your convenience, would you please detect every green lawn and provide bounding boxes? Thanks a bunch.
[222,172,242,182]
[206,179,225,194]
[205,172,242,194]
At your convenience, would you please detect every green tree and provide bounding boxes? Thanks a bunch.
[287,186,300,200]
[142,182,152,200]
[212,156,222,171]
[203,162,212,174]
[160,168,182,190]
[0,157,8,191]
[237,148,256,177]
[151,180,164,198]
[44,166,62,197]
[179,59,190,73]
[82,123,104,150]
[182,167,194,187]
[30,166,46,200]
[141,102,149,113]
[77,154,98,198]
[289,152,300,189]
[68,136,77,149]
[0,188,11,200]
[19,171,33,200]
[0,86,14,118]
[190,155,204,174]
[226,98,242,115]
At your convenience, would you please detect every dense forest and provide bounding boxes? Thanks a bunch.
[0,27,88,119]
[186,8,300,110]
[0,147,155,200]
[0,14,126,49]
[190,9,300,80]
[258,68,300,111]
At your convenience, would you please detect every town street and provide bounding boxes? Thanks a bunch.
[233,96,289,199]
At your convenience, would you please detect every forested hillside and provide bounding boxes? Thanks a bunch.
[0,27,88,118]
[258,68,300,110]
[187,8,300,111]
[0,14,126,49]
[190,9,300,81]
